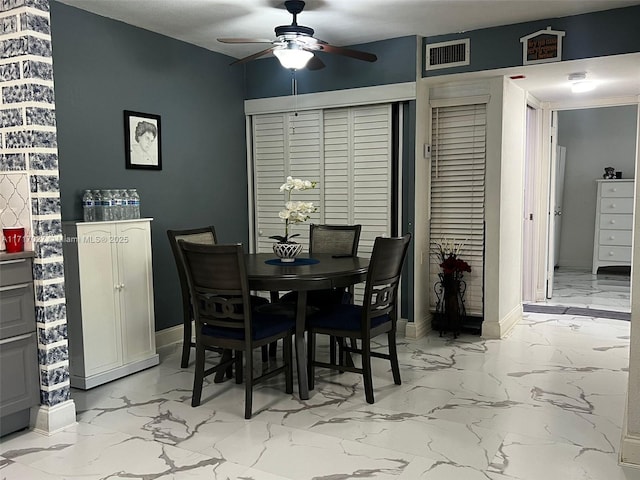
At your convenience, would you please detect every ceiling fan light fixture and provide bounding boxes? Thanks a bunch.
[273,44,313,70]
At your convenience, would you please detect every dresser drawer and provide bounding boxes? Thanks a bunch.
[0,258,32,287]
[599,214,633,230]
[601,181,634,198]
[598,246,631,262]
[0,332,39,418]
[600,197,634,214]
[599,230,633,246]
[0,282,35,339]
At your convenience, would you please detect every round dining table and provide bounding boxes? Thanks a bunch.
[245,252,369,399]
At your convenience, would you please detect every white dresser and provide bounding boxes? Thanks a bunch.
[63,219,159,389]
[592,179,634,274]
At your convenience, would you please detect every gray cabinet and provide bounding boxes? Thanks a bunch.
[0,252,39,436]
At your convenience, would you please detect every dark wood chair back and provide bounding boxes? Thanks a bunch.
[177,241,251,341]
[309,224,361,256]
[362,234,412,327]
[167,226,218,367]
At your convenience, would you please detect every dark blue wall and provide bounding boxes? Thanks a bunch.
[50,1,248,331]
[423,5,640,76]
[245,36,417,99]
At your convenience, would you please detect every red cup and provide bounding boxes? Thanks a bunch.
[3,227,25,253]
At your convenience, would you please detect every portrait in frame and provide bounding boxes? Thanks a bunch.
[124,110,162,170]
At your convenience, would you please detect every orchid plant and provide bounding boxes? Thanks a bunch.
[269,176,318,244]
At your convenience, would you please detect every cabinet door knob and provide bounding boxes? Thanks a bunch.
[611,204,616,208]
[609,251,615,256]
[612,188,618,192]
[610,220,616,224]
[609,236,615,240]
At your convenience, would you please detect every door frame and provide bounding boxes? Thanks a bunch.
[531,96,640,302]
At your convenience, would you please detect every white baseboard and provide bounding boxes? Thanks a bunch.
[482,304,522,339]
[621,404,640,467]
[621,432,640,466]
[31,400,77,436]
[156,323,186,349]
[405,315,431,339]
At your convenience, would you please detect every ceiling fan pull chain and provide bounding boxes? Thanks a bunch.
[291,72,299,122]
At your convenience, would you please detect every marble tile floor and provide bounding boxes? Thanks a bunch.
[542,267,630,312]
[2,313,640,479]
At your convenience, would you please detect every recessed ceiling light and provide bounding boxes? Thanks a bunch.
[568,72,596,93]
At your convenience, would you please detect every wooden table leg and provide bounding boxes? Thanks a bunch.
[295,290,309,400]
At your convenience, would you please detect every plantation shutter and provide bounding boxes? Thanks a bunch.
[253,104,393,258]
[253,113,287,253]
[252,110,322,252]
[322,104,393,257]
[429,102,486,317]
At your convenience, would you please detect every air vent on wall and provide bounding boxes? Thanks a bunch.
[426,39,470,70]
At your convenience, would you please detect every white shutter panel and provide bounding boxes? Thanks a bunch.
[286,110,323,249]
[352,104,393,257]
[253,113,286,253]
[253,111,323,252]
[430,103,486,317]
[323,108,350,224]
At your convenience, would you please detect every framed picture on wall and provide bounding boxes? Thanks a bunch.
[124,110,162,170]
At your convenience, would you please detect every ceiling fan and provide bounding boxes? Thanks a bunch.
[218,0,377,70]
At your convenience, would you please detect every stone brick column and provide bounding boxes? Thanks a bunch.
[0,0,75,434]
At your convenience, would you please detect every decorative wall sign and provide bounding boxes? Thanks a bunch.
[519,26,565,65]
[124,110,162,170]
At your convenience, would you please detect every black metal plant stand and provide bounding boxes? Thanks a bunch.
[434,272,467,338]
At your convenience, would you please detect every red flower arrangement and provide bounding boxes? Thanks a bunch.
[440,254,471,275]
[432,237,472,280]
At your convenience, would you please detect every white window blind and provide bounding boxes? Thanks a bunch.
[430,102,486,316]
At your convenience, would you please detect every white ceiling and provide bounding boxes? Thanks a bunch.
[55,0,640,103]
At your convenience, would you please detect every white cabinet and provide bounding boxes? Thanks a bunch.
[63,219,159,389]
[592,179,635,274]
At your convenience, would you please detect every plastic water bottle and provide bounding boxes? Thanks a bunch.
[113,189,124,220]
[102,189,115,221]
[120,189,130,220]
[82,190,95,222]
[93,189,103,221]
[128,189,140,219]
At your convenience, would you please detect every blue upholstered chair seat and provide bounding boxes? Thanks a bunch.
[306,304,390,331]
[202,312,294,341]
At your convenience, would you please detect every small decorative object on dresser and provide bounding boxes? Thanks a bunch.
[592,179,634,274]
[603,167,616,179]
[270,176,317,262]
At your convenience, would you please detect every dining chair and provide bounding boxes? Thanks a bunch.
[167,226,219,368]
[306,233,411,404]
[178,241,294,419]
[277,224,362,362]
[168,226,271,370]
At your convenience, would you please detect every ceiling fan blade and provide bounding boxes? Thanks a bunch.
[230,46,277,66]
[317,43,377,62]
[218,38,273,44]
[307,55,325,71]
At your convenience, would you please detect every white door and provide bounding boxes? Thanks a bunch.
[76,224,122,376]
[522,106,537,302]
[553,146,567,267]
[546,111,559,298]
[117,221,155,363]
